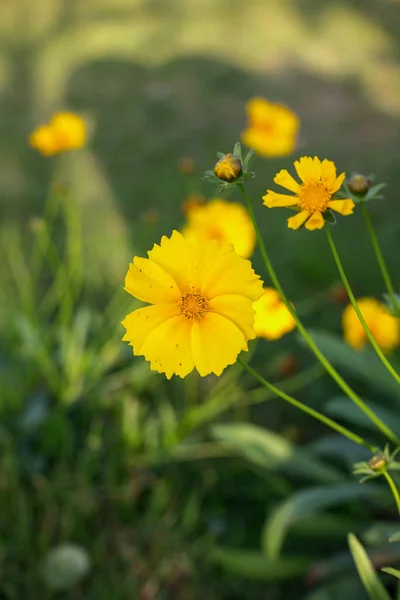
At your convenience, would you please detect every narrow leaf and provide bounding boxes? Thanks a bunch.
[348,533,391,600]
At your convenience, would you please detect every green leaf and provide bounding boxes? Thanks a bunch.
[301,331,400,399]
[210,548,310,581]
[242,148,255,171]
[389,531,400,542]
[263,483,381,560]
[381,567,400,580]
[348,533,391,600]
[233,141,242,161]
[211,423,344,484]
[326,397,400,433]
[323,210,336,225]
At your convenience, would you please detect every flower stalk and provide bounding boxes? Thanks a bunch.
[325,227,400,387]
[239,183,400,446]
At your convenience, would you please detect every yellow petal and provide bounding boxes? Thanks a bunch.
[121,304,178,352]
[139,315,194,379]
[50,112,87,151]
[209,294,256,340]
[124,256,181,304]
[327,199,355,215]
[183,199,255,258]
[287,210,310,230]
[191,313,247,377]
[273,169,300,194]
[305,212,325,230]
[148,230,193,293]
[253,290,295,340]
[294,156,321,184]
[241,128,296,158]
[245,97,274,124]
[330,172,346,193]
[29,125,59,156]
[262,191,299,208]
[200,249,264,302]
[320,159,337,188]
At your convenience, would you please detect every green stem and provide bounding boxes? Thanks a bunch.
[383,471,400,516]
[238,359,376,452]
[362,204,399,315]
[325,227,400,387]
[238,184,400,445]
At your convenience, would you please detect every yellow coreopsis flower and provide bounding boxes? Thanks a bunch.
[122,231,264,379]
[342,297,400,352]
[241,98,299,158]
[253,288,296,340]
[214,153,242,182]
[263,156,355,231]
[29,112,87,156]
[182,198,256,258]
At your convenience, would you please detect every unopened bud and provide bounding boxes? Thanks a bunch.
[278,354,298,378]
[368,454,387,471]
[214,153,242,182]
[181,194,205,215]
[329,283,349,304]
[348,174,371,195]
[178,157,196,175]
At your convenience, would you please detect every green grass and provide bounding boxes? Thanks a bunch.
[1,0,400,598]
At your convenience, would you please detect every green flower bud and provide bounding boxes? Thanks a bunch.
[348,174,371,195]
[214,153,242,182]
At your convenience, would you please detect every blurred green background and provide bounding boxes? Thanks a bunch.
[1,0,400,598]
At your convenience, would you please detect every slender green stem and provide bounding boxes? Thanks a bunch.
[362,204,399,315]
[239,359,376,452]
[238,184,400,445]
[383,471,400,516]
[325,227,400,386]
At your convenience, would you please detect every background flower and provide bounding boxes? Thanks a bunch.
[241,97,299,158]
[122,231,263,378]
[263,156,355,230]
[253,288,296,340]
[30,112,87,156]
[182,198,256,258]
[342,297,400,352]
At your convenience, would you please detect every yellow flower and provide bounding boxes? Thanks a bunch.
[182,198,255,258]
[253,288,296,340]
[214,153,242,182]
[29,112,87,156]
[241,98,299,158]
[263,156,355,231]
[342,297,400,352]
[121,231,264,379]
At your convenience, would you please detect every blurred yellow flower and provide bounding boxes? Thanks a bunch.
[241,98,299,158]
[182,198,255,258]
[122,231,263,379]
[253,288,296,340]
[342,297,400,352]
[263,156,355,231]
[29,112,87,156]
[214,153,242,182]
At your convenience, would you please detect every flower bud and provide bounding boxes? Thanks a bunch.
[181,194,205,215]
[214,153,242,182]
[178,156,196,175]
[348,174,371,195]
[368,454,387,471]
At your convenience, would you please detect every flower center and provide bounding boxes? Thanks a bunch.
[178,291,209,320]
[298,182,331,213]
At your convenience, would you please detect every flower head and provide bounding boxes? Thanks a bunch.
[252,288,296,340]
[30,112,87,156]
[214,153,242,182]
[121,231,263,379]
[182,198,255,258]
[263,156,355,231]
[342,297,400,352]
[241,98,299,158]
